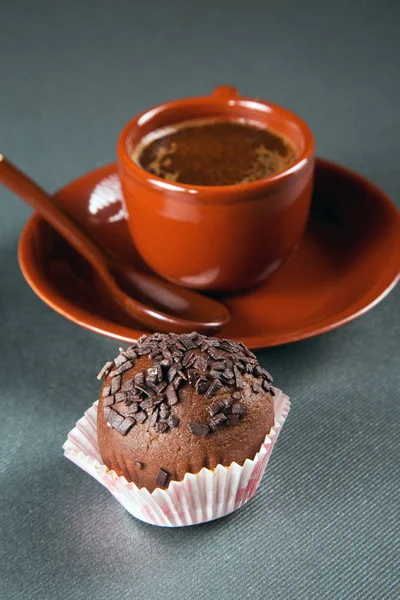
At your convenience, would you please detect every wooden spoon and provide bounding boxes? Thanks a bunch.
[0,155,230,334]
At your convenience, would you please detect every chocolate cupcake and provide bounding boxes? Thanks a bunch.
[96,332,275,493]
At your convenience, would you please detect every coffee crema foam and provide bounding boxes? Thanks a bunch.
[132,117,297,187]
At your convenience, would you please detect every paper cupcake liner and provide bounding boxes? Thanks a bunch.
[63,390,290,527]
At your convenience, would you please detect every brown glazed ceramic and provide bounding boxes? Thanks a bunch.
[18,159,400,349]
[0,155,230,334]
[117,86,315,292]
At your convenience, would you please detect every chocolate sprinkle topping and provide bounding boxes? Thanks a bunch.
[212,361,226,371]
[156,468,169,488]
[109,361,133,377]
[110,375,122,395]
[159,403,170,419]
[181,335,198,350]
[189,423,210,436]
[167,414,180,428]
[195,355,208,371]
[114,354,128,368]
[232,403,248,416]
[97,361,113,380]
[118,417,136,436]
[115,391,126,403]
[207,398,226,416]
[253,365,263,378]
[149,408,159,427]
[136,382,154,396]
[233,365,243,389]
[123,380,134,392]
[262,379,271,393]
[155,421,168,433]
[209,413,227,431]
[204,379,222,399]
[261,368,273,383]
[195,378,210,394]
[100,332,275,437]
[165,383,178,406]
[123,348,138,360]
[140,398,154,411]
[103,395,115,407]
[125,403,139,417]
[135,411,148,424]
[107,410,124,430]
[135,372,145,385]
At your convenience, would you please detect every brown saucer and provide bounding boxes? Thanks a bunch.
[18,159,400,349]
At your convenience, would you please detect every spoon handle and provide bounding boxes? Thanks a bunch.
[0,154,111,283]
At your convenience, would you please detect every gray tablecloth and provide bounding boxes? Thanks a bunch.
[1,1,399,598]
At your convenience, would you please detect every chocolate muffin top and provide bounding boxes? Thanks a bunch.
[97,332,275,492]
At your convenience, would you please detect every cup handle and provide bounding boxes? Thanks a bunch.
[212,85,239,98]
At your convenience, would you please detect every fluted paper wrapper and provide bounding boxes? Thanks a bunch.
[63,390,290,526]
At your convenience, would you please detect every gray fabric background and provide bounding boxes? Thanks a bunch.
[1,1,399,598]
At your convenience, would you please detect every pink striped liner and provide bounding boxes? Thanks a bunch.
[63,390,290,527]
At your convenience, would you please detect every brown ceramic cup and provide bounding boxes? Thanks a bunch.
[117,86,315,292]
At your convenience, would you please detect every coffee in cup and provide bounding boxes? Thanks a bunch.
[132,117,297,186]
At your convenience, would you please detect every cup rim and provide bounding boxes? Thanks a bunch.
[117,92,315,196]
